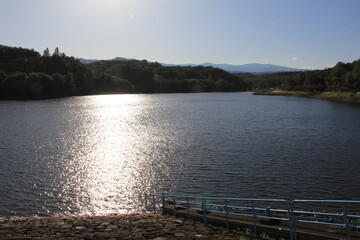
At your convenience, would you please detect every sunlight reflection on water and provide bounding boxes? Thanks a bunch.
[60,94,158,214]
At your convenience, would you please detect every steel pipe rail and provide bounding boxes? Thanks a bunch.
[145,194,360,240]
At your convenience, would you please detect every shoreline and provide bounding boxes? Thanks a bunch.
[0,213,252,240]
[253,90,360,104]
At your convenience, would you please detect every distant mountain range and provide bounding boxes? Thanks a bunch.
[79,57,306,73]
[199,62,305,73]
[78,57,132,64]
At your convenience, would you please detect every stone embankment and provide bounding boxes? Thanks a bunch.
[0,213,254,240]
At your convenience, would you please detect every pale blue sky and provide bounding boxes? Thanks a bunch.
[1,0,360,69]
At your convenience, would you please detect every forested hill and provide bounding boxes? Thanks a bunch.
[87,60,248,93]
[0,45,133,99]
[0,45,248,99]
[240,59,360,93]
[5,44,357,101]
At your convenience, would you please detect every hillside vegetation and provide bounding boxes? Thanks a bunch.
[0,45,133,99]
[0,45,248,99]
[1,45,359,102]
[235,59,360,103]
[239,59,360,93]
[87,59,248,93]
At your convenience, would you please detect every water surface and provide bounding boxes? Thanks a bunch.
[0,92,359,217]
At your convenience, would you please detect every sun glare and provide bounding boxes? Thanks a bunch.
[62,93,149,214]
[78,0,135,11]
[94,94,140,106]
[67,0,136,20]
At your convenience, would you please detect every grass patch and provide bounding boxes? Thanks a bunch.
[254,90,360,104]
[314,91,360,103]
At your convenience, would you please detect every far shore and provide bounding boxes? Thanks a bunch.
[0,213,252,240]
[253,90,360,104]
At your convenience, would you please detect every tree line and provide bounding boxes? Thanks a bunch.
[0,45,133,99]
[0,45,248,99]
[2,44,358,100]
[87,59,248,93]
[239,59,360,93]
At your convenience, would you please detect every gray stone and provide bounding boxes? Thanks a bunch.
[93,232,110,238]
[174,232,185,237]
[60,224,72,228]
[75,226,86,230]
[107,225,119,229]
[1,223,15,228]
[195,234,207,238]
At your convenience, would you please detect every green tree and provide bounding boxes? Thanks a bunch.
[215,79,231,91]
[43,48,50,57]
[27,72,53,96]
[53,47,59,56]
[2,72,28,97]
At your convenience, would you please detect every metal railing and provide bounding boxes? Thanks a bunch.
[145,194,360,240]
[291,199,360,240]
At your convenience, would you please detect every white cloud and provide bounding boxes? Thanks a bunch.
[291,56,299,61]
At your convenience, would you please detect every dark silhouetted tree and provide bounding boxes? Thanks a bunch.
[53,47,59,56]
[43,48,50,57]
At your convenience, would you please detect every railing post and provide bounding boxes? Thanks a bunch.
[173,196,176,217]
[251,201,257,237]
[161,194,165,214]
[342,204,352,240]
[286,200,297,240]
[225,199,229,230]
[145,194,148,210]
[202,198,208,225]
[186,197,190,219]
[153,195,156,213]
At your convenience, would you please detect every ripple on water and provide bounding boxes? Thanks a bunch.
[0,93,359,216]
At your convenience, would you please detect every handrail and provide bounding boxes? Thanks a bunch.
[291,199,360,240]
[164,195,287,202]
[293,199,360,204]
[145,194,360,240]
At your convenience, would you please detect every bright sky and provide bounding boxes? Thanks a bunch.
[1,0,360,69]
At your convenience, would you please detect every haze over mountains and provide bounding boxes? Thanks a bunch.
[79,57,132,64]
[79,57,306,73]
[199,62,305,73]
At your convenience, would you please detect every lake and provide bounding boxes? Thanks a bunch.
[0,92,359,217]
